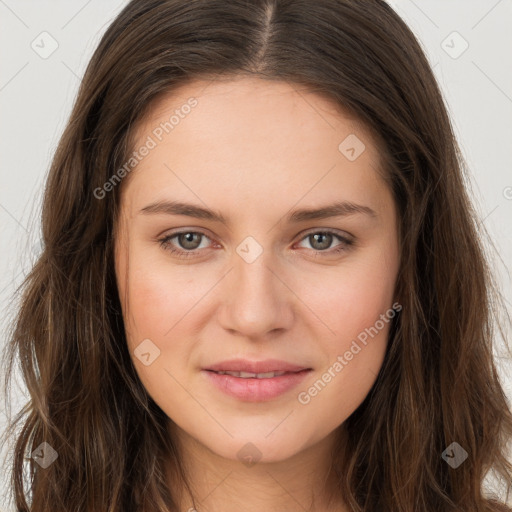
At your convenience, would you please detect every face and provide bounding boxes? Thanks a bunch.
[114,76,400,464]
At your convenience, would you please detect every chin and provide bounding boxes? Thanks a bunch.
[197,426,314,465]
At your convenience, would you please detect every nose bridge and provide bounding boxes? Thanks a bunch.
[234,245,276,300]
[219,236,292,337]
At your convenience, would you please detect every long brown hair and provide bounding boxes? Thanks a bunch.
[2,0,511,510]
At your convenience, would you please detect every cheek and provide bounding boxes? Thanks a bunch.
[296,268,395,426]
[294,246,397,421]
[117,252,215,401]
[117,257,199,413]
[119,255,202,345]
[300,255,397,346]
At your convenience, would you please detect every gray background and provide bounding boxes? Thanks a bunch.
[1,0,511,509]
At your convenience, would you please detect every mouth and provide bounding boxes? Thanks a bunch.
[201,359,312,401]
[207,370,298,378]
[203,358,312,374]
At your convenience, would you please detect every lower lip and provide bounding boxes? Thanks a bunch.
[202,369,312,402]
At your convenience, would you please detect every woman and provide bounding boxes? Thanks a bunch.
[2,0,511,511]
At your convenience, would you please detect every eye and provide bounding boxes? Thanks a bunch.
[158,229,354,259]
[295,230,354,255]
[159,231,213,259]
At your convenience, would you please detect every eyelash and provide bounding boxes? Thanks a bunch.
[157,229,354,260]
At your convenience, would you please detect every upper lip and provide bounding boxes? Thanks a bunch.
[203,359,311,373]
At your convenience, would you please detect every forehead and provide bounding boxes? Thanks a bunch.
[134,75,375,148]
[121,76,387,215]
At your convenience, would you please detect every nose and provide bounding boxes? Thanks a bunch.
[217,248,294,339]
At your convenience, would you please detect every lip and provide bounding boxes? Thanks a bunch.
[202,370,312,402]
[203,358,310,374]
[202,359,312,402]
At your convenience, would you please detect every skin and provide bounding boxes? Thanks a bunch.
[114,76,400,512]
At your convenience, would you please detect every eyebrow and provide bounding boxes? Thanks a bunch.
[140,199,377,225]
